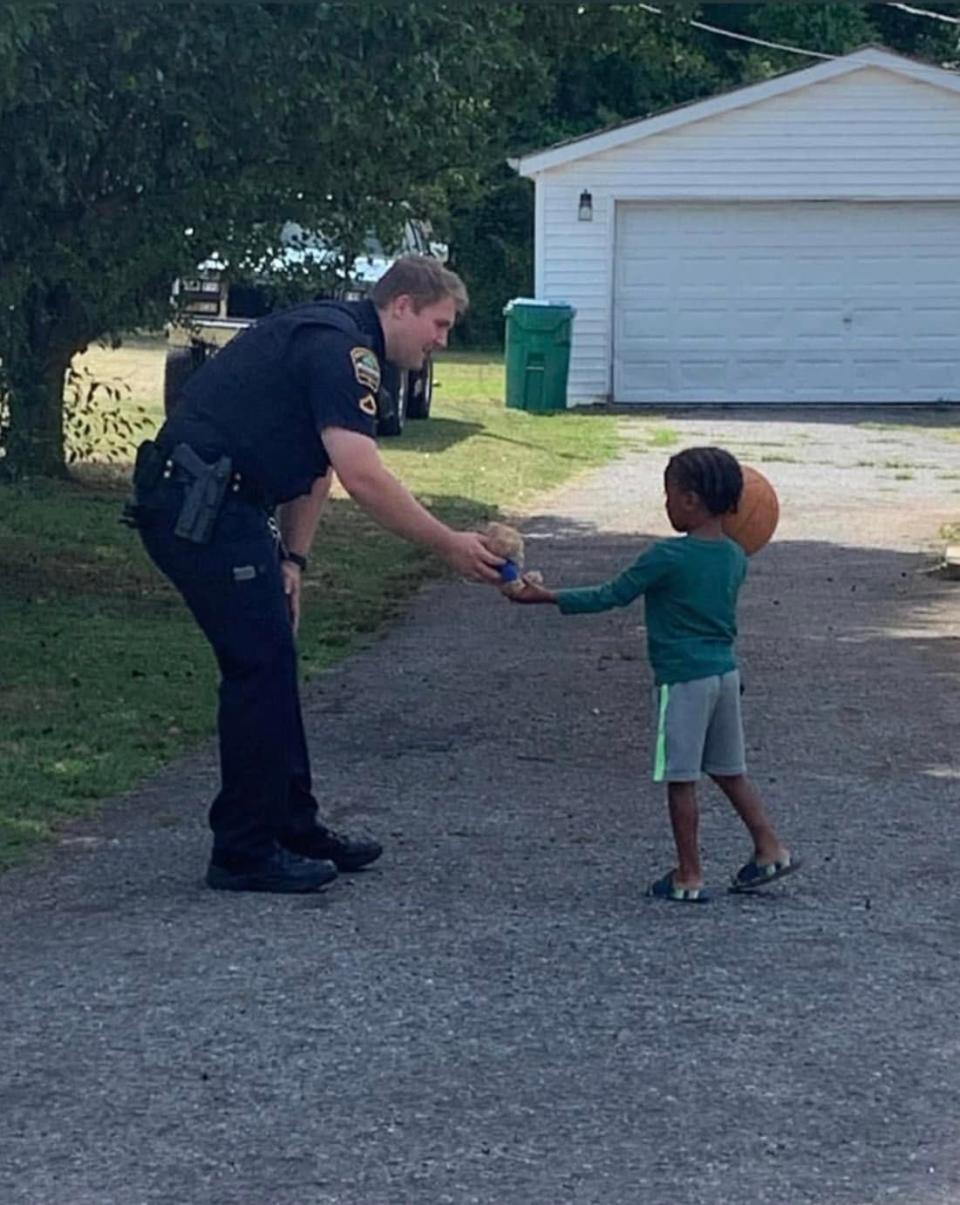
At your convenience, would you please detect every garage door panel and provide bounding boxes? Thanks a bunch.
[912,256,960,286]
[675,258,729,288]
[677,308,738,341]
[733,310,790,342]
[853,258,903,288]
[914,307,960,338]
[852,357,902,389]
[620,309,674,340]
[733,358,792,391]
[631,362,673,393]
[737,256,792,288]
[792,262,848,289]
[678,360,731,390]
[792,359,848,390]
[621,257,671,289]
[852,308,905,338]
[793,308,846,339]
[613,201,960,403]
[912,361,956,390]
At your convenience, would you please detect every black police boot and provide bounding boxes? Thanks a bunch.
[280,825,383,872]
[205,846,339,893]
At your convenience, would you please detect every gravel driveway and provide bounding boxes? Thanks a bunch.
[1,408,958,1205]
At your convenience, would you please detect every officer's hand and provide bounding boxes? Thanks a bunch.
[282,561,303,635]
[441,531,505,584]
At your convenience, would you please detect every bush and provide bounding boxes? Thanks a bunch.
[0,364,152,467]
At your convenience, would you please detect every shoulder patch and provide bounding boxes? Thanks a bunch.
[358,393,378,417]
[350,346,381,392]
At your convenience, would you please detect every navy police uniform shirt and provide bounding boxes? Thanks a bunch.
[160,298,384,504]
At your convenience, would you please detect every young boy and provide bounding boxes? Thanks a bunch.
[509,446,798,903]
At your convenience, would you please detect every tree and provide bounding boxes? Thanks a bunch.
[449,3,743,344]
[0,0,523,477]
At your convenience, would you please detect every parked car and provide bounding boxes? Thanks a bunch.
[165,219,444,435]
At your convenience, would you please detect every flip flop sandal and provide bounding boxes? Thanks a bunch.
[729,855,801,893]
[646,871,711,904]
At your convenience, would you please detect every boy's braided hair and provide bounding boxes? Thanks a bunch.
[665,446,744,516]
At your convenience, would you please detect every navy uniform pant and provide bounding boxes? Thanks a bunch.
[138,482,320,862]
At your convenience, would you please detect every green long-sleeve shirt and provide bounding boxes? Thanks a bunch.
[554,535,748,685]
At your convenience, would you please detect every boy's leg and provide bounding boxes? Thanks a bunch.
[709,773,789,866]
[653,679,714,892]
[702,671,790,866]
[667,781,704,889]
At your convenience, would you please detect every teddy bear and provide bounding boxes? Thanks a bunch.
[481,522,543,597]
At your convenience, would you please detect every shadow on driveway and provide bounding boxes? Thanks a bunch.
[1,507,958,1204]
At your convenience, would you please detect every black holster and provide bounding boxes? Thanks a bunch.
[120,439,232,544]
[169,443,233,544]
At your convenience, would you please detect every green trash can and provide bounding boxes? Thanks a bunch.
[503,298,576,412]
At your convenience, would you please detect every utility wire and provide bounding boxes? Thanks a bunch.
[634,2,835,58]
[885,2,960,25]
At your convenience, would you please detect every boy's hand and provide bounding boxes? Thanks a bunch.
[507,577,557,605]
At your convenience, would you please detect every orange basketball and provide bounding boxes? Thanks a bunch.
[722,465,779,555]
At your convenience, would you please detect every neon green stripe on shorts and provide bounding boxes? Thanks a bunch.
[653,684,670,782]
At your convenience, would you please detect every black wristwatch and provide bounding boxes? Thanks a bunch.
[283,551,308,572]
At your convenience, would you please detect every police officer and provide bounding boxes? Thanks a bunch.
[130,256,503,892]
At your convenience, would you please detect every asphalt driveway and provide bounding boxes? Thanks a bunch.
[2,408,959,1205]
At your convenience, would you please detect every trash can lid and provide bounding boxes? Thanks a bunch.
[503,297,576,315]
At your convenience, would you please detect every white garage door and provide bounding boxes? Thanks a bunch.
[613,201,960,404]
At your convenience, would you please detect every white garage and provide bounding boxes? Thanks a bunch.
[513,48,960,406]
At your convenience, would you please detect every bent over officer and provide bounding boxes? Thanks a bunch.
[127,256,502,893]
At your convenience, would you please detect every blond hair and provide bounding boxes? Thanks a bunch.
[371,255,469,315]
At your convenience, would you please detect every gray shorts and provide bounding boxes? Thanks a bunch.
[652,670,746,782]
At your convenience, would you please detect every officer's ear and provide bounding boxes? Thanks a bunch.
[388,292,416,321]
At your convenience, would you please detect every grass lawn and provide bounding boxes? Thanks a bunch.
[0,343,625,867]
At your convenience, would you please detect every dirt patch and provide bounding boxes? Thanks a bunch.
[522,407,960,555]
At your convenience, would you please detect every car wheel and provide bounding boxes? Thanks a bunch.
[377,365,407,437]
[163,344,207,418]
[406,359,433,419]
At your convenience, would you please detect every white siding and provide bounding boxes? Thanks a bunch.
[533,67,960,404]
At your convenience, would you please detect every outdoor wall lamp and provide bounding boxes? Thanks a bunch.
[578,189,593,221]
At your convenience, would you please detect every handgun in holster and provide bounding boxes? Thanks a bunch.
[170,443,232,544]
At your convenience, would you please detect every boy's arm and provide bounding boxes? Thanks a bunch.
[553,546,671,614]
